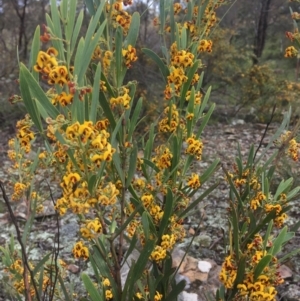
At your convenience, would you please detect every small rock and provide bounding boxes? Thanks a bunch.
[279,264,293,279]
[67,264,80,274]
[189,228,195,235]
[179,291,198,301]
[193,235,212,248]
[198,261,212,273]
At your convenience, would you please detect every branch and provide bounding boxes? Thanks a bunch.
[0,181,40,301]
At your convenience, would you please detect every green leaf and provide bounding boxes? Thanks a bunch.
[254,255,272,280]
[29,26,40,73]
[88,175,97,194]
[65,0,77,42]
[78,19,107,81]
[287,186,300,200]
[274,178,293,201]
[85,0,96,15]
[19,65,43,132]
[50,0,64,61]
[178,182,219,218]
[263,220,273,251]
[128,97,143,140]
[90,63,101,123]
[70,10,84,56]
[125,12,140,47]
[142,48,169,82]
[246,145,254,168]
[99,90,116,129]
[200,158,220,184]
[143,158,160,173]
[82,273,104,301]
[272,226,288,255]
[164,280,186,301]
[158,188,174,238]
[22,205,36,245]
[32,253,52,276]
[122,239,156,301]
[144,124,155,160]
[230,201,240,261]
[198,85,211,117]
[169,1,176,44]
[115,26,124,88]
[113,152,125,185]
[290,219,300,233]
[235,255,246,286]
[126,145,138,188]
[196,103,215,139]
[278,247,300,263]
[20,64,60,120]
[180,61,200,107]
[122,234,138,268]
[142,211,150,240]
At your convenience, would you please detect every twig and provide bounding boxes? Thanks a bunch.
[253,103,276,163]
[0,181,40,301]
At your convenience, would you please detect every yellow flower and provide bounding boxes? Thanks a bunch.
[187,173,201,189]
[105,289,113,300]
[150,246,167,261]
[154,291,163,301]
[122,45,138,68]
[102,278,110,287]
[197,39,213,53]
[284,46,298,58]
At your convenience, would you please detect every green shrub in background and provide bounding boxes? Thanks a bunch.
[0,1,300,301]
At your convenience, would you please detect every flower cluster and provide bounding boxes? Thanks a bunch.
[14,116,35,153]
[4,257,67,297]
[152,145,173,170]
[284,46,298,57]
[34,47,72,86]
[185,135,203,160]
[72,241,89,260]
[197,39,213,53]
[122,45,138,68]
[164,42,193,100]
[229,167,289,228]
[109,2,132,35]
[102,278,113,300]
[278,131,300,161]
[110,86,132,109]
[158,104,180,133]
[51,120,116,215]
[220,235,283,300]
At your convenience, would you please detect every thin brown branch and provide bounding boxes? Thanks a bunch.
[0,181,40,301]
[253,103,276,163]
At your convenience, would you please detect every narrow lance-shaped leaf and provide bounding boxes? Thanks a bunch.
[158,188,174,238]
[254,255,273,280]
[196,103,215,139]
[125,12,140,47]
[70,10,84,56]
[142,48,169,82]
[28,26,40,75]
[50,0,64,60]
[126,145,138,188]
[81,273,104,301]
[90,62,101,123]
[19,65,43,132]
[65,0,77,42]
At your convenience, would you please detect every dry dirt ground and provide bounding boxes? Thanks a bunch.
[0,119,300,300]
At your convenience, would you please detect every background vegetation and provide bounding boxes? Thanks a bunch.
[1,0,300,126]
